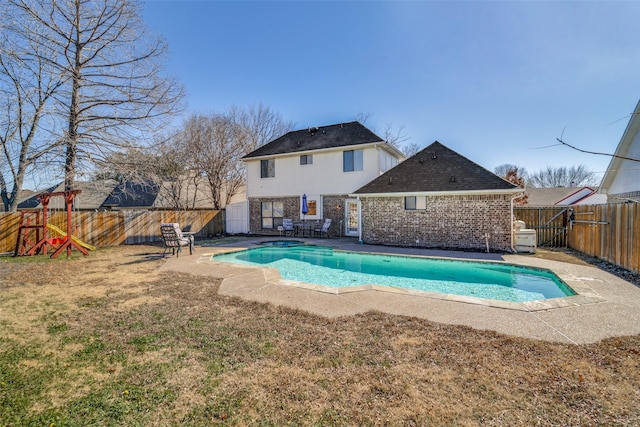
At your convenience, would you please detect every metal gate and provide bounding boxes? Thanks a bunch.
[514,207,569,248]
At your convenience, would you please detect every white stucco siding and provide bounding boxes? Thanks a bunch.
[245,146,391,198]
[378,147,399,173]
[608,131,640,196]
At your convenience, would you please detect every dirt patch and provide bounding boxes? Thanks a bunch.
[1,245,639,425]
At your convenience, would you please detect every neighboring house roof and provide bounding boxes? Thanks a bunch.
[15,178,241,210]
[101,180,160,208]
[17,181,119,210]
[62,180,119,209]
[525,187,597,206]
[15,187,56,209]
[153,180,246,209]
[354,141,519,195]
[242,121,394,159]
[598,99,640,200]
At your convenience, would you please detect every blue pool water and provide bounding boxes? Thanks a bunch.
[258,240,304,247]
[213,246,576,302]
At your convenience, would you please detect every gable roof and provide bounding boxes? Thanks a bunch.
[101,180,160,208]
[525,186,596,206]
[17,180,119,210]
[16,185,57,209]
[354,141,519,195]
[242,121,386,159]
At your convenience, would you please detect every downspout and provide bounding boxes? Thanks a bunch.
[510,191,526,252]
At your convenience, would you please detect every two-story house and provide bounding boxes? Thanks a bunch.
[241,121,406,236]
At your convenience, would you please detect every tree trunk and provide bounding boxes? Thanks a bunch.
[65,2,82,192]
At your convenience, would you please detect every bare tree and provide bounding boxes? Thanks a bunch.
[0,8,65,211]
[176,106,294,209]
[380,123,411,148]
[494,164,528,204]
[401,142,422,158]
[9,0,184,191]
[494,163,528,181]
[178,113,246,210]
[353,112,412,156]
[495,164,529,205]
[92,142,203,209]
[228,103,295,153]
[151,151,203,210]
[527,164,599,188]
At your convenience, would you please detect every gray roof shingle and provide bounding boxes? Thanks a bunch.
[354,141,518,194]
[242,121,384,159]
[101,180,160,208]
[524,187,597,206]
[16,180,119,210]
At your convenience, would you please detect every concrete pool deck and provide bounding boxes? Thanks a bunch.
[159,237,640,345]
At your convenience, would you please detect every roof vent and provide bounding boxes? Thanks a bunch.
[449,176,456,183]
[418,157,425,163]
[388,176,393,185]
[430,152,437,159]
[308,127,318,135]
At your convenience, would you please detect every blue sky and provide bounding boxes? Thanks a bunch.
[142,0,640,181]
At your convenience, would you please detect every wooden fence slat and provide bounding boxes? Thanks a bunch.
[514,206,567,248]
[566,203,639,273]
[0,209,223,254]
[516,204,638,273]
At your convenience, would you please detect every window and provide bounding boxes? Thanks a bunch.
[261,201,283,229]
[405,196,416,210]
[405,196,427,210]
[260,159,275,178]
[343,149,363,172]
[300,154,313,165]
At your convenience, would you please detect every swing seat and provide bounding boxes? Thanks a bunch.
[48,237,65,245]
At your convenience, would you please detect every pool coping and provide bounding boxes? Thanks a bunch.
[161,237,640,344]
[207,243,605,312]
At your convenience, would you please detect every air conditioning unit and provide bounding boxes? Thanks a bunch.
[514,221,536,253]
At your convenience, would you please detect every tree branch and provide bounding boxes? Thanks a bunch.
[556,136,640,163]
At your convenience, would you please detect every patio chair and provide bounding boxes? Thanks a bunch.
[313,219,332,238]
[160,223,194,257]
[282,218,295,236]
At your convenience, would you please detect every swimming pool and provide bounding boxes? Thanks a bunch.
[212,246,576,303]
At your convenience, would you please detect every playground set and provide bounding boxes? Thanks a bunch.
[14,190,96,258]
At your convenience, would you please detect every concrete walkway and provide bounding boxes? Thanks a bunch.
[160,237,640,345]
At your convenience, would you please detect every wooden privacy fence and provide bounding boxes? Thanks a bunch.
[0,209,223,254]
[514,206,570,248]
[567,203,640,273]
[516,203,640,273]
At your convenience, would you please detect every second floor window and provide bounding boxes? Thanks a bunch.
[343,149,363,172]
[300,154,313,165]
[260,159,275,178]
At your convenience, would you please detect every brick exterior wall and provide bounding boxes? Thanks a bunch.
[248,195,349,237]
[360,194,513,251]
[248,197,298,235]
[321,195,349,238]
